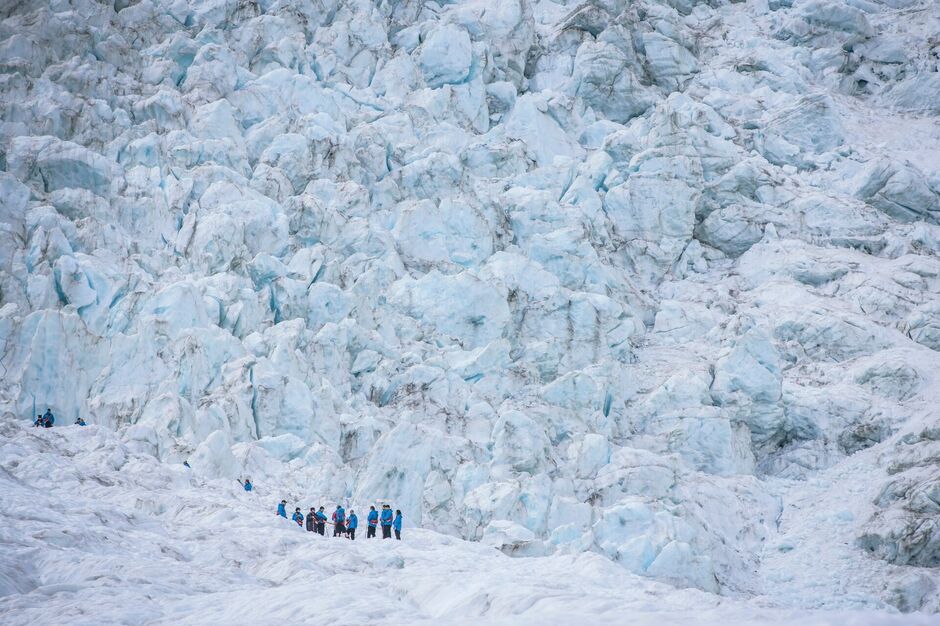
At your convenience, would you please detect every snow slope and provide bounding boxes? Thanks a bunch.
[1,0,939,619]
[0,419,935,625]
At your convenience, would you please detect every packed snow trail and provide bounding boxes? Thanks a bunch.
[0,418,935,625]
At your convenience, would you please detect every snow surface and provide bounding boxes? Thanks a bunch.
[1,0,939,621]
[0,419,936,625]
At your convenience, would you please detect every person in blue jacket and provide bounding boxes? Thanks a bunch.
[393,510,403,540]
[277,500,287,518]
[315,506,327,535]
[75,417,87,426]
[33,414,43,427]
[347,510,358,540]
[292,508,304,526]
[241,478,252,491]
[42,409,54,428]
[380,504,394,539]
[332,505,346,537]
[367,506,379,539]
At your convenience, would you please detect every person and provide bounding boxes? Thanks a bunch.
[380,504,393,539]
[33,414,43,427]
[316,506,327,535]
[347,510,358,540]
[393,509,403,540]
[306,507,316,532]
[332,505,346,537]
[42,409,54,428]
[241,478,253,492]
[292,508,304,526]
[367,506,378,538]
[277,500,287,518]
[75,417,86,426]
[183,460,191,468]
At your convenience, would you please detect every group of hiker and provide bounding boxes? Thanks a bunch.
[31,410,406,541]
[32,409,86,427]
[32,409,55,428]
[277,501,403,540]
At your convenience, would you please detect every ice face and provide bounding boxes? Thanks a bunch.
[1,0,939,614]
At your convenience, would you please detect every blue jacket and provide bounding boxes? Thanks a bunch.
[348,513,358,529]
[368,510,379,526]
[380,509,393,526]
[243,482,252,491]
[393,513,402,531]
[334,507,345,523]
[292,511,304,524]
[277,503,287,517]
[316,511,327,521]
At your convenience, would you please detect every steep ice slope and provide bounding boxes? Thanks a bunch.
[0,419,936,625]
[1,0,939,614]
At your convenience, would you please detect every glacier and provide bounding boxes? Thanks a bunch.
[1,0,939,621]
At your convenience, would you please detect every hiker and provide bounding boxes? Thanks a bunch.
[306,507,316,532]
[33,414,43,427]
[183,461,191,468]
[347,510,358,540]
[41,409,54,428]
[75,417,86,426]
[367,506,378,538]
[316,507,327,535]
[380,504,393,539]
[332,505,346,537]
[292,508,304,526]
[240,478,253,492]
[277,500,287,518]
[393,510,403,540]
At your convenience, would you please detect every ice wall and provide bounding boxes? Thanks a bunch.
[1,0,938,609]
